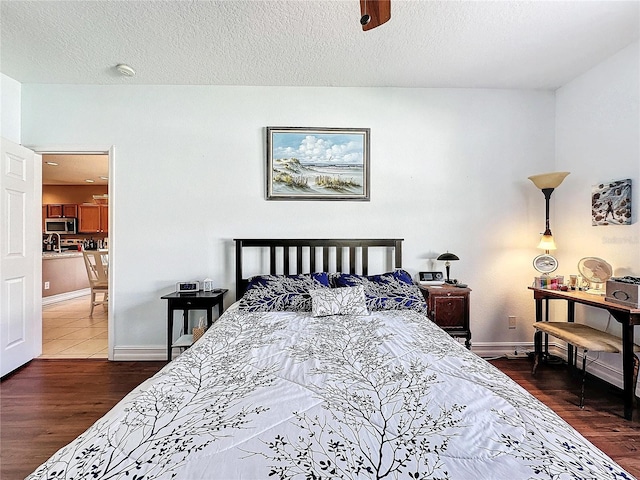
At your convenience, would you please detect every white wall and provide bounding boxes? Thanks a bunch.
[1,73,21,143]
[21,85,555,358]
[555,41,639,388]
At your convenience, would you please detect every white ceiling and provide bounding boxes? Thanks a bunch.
[1,1,638,90]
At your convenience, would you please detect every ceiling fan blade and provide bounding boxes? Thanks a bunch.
[360,0,391,31]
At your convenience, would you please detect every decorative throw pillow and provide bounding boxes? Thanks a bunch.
[239,273,330,312]
[310,286,369,317]
[332,269,427,313]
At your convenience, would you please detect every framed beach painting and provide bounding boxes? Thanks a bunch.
[266,127,370,201]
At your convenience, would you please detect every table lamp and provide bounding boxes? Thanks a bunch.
[437,251,459,283]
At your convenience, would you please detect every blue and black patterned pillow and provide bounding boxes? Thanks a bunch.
[332,269,427,313]
[239,273,330,312]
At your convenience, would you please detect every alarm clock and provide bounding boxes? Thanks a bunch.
[418,271,445,285]
[177,281,200,293]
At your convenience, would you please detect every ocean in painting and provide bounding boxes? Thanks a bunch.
[271,158,364,196]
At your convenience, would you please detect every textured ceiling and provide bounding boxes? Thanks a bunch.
[1,0,638,90]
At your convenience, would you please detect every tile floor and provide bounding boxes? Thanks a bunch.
[41,295,108,359]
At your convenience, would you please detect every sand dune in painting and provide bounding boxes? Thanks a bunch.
[272,158,364,196]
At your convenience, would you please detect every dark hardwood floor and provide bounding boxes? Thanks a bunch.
[490,357,640,478]
[1,358,638,479]
[0,359,165,480]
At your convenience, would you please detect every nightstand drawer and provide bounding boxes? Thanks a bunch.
[432,295,467,328]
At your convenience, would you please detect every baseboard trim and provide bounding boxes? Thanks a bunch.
[472,341,534,359]
[42,288,91,305]
[112,346,168,361]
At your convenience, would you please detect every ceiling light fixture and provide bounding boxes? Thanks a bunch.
[115,63,136,77]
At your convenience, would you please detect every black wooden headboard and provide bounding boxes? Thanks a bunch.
[234,238,403,300]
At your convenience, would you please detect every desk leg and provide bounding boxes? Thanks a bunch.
[167,304,173,362]
[567,300,575,370]
[534,298,549,360]
[532,329,542,374]
[611,311,636,420]
[622,319,635,420]
[543,298,550,357]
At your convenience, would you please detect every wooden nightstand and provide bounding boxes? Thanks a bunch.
[161,289,228,361]
[418,284,471,349]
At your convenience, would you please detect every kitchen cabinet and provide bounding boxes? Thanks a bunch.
[46,204,78,218]
[78,204,108,233]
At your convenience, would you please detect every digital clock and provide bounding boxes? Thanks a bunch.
[418,271,445,285]
[176,281,200,293]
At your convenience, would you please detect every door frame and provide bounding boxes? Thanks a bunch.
[30,144,115,360]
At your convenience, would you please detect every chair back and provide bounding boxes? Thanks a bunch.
[83,250,109,287]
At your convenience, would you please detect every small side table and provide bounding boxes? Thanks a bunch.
[161,289,228,361]
[418,284,472,349]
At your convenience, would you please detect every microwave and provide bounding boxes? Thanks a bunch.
[45,218,77,234]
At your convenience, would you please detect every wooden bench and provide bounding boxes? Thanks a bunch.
[532,322,640,409]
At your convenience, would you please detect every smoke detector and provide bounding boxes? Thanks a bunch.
[115,64,136,77]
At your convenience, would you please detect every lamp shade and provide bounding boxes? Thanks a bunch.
[537,233,557,251]
[527,172,570,190]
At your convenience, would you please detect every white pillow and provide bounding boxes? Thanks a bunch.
[310,286,369,317]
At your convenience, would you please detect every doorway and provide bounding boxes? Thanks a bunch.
[38,148,113,359]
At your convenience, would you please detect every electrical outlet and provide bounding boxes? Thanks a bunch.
[508,315,516,329]
[44,281,50,290]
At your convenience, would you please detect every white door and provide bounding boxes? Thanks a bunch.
[0,138,42,377]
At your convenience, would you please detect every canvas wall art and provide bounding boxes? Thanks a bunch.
[592,179,632,226]
[266,127,370,201]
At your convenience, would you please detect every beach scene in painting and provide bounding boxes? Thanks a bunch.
[270,131,366,197]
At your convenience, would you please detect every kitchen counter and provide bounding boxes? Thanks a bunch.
[42,252,89,297]
[42,251,84,259]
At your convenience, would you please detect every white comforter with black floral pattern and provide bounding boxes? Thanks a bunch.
[27,308,634,480]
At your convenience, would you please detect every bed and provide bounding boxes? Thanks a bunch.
[27,238,634,479]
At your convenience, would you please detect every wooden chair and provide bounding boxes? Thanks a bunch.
[82,250,108,316]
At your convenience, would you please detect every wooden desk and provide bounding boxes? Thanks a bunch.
[161,289,228,362]
[529,287,640,420]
